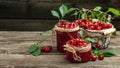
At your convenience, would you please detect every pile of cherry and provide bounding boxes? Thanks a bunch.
[58,22,78,29]
[57,18,113,31]
[76,19,113,30]
[68,38,88,47]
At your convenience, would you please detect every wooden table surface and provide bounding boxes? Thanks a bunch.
[0,31,120,68]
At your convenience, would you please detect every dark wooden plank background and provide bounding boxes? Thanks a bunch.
[0,0,120,31]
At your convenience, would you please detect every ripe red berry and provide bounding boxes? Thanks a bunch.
[75,38,82,43]
[47,46,52,50]
[98,55,104,60]
[89,25,94,30]
[45,47,52,53]
[91,55,97,61]
[106,24,112,29]
[59,22,67,28]
[68,40,75,45]
[76,20,82,25]
[95,43,101,49]
[41,47,46,52]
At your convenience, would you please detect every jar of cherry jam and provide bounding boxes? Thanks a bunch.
[53,22,79,53]
[64,38,92,62]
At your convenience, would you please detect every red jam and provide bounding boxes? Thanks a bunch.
[56,30,78,53]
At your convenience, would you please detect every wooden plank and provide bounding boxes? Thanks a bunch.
[0,54,119,68]
[0,31,119,55]
[0,31,119,68]
[0,31,56,40]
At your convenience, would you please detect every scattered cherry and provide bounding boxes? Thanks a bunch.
[40,46,52,53]
[40,47,46,52]
[98,55,104,60]
[95,43,101,49]
[91,55,97,61]
[45,46,52,53]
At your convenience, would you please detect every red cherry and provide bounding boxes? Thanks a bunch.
[76,20,82,25]
[98,55,104,60]
[47,46,52,50]
[94,22,98,27]
[101,23,106,29]
[45,46,52,53]
[88,22,93,26]
[75,38,82,43]
[68,22,76,28]
[68,40,75,45]
[82,42,88,46]
[89,25,94,30]
[78,43,83,46]
[96,26,101,30]
[91,55,97,61]
[41,47,46,52]
[95,43,101,49]
[59,22,67,28]
[83,24,88,29]
[106,24,112,29]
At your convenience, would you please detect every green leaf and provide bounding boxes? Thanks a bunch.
[40,30,52,35]
[59,4,68,18]
[32,48,41,56]
[81,13,86,19]
[85,37,97,43]
[28,44,37,53]
[72,12,78,16]
[93,6,102,11]
[108,8,120,16]
[66,8,75,14]
[79,30,83,37]
[93,49,101,56]
[51,10,60,18]
[102,50,117,57]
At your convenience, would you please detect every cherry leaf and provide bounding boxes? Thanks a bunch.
[93,6,102,11]
[66,8,75,14]
[32,48,41,56]
[59,4,68,18]
[28,44,37,53]
[51,10,60,18]
[79,30,83,37]
[85,37,97,43]
[102,50,117,57]
[108,8,120,16]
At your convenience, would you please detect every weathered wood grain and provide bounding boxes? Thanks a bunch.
[0,31,119,68]
[0,54,119,68]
